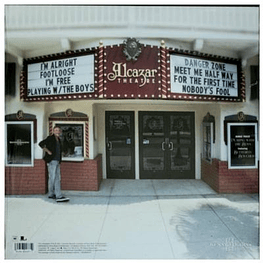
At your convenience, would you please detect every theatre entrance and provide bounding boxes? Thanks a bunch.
[105,111,195,180]
[139,111,195,179]
[105,111,135,179]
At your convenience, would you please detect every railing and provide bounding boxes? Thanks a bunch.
[5,6,259,33]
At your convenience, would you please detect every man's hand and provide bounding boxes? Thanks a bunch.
[43,147,52,155]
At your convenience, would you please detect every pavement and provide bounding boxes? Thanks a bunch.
[4,179,259,260]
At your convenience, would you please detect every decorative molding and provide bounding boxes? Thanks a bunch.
[123,38,142,62]
[160,45,168,98]
[98,44,104,98]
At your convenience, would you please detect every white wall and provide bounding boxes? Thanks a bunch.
[220,55,259,161]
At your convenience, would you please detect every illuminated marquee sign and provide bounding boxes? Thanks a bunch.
[169,53,242,101]
[27,54,94,97]
[21,49,96,101]
[20,41,244,102]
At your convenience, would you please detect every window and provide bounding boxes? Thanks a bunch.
[202,122,213,162]
[49,109,89,160]
[5,121,34,166]
[55,122,85,161]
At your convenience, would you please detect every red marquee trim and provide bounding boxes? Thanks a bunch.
[85,121,89,158]
[160,46,168,98]
[98,45,105,98]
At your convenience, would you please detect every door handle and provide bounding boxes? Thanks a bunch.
[162,141,166,151]
[169,141,174,151]
[107,141,112,151]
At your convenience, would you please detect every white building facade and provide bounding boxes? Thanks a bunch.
[5,5,259,194]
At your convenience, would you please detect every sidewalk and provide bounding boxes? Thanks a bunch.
[5,179,259,259]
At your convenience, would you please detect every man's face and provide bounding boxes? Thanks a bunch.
[53,127,61,137]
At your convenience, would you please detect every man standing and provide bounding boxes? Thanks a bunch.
[39,125,69,202]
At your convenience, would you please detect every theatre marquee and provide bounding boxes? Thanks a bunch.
[21,49,97,101]
[20,40,245,102]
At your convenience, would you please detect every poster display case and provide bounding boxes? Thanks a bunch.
[227,123,258,169]
[5,121,34,166]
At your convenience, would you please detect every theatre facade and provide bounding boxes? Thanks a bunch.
[5,7,259,195]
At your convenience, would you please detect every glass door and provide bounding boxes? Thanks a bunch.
[139,112,195,179]
[105,111,135,179]
[168,113,195,179]
[139,112,166,179]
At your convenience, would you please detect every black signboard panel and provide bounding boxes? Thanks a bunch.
[5,122,34,166]
[227,123,258,169]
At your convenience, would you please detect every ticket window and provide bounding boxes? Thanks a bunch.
[49,109,89,161]
[53,122,86,162]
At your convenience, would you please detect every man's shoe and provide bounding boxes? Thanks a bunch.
[56,196,70,202]
[48,195,56,199]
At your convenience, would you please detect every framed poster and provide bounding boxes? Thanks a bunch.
[227,123,258,169]
[5,121,34,166]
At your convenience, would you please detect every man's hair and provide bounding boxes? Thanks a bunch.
[53,125,61,130]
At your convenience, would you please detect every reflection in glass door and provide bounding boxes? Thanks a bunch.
[105,111,135,179]
[140,113,165,177]
[139,112,195,179]
[169,114,193,175]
